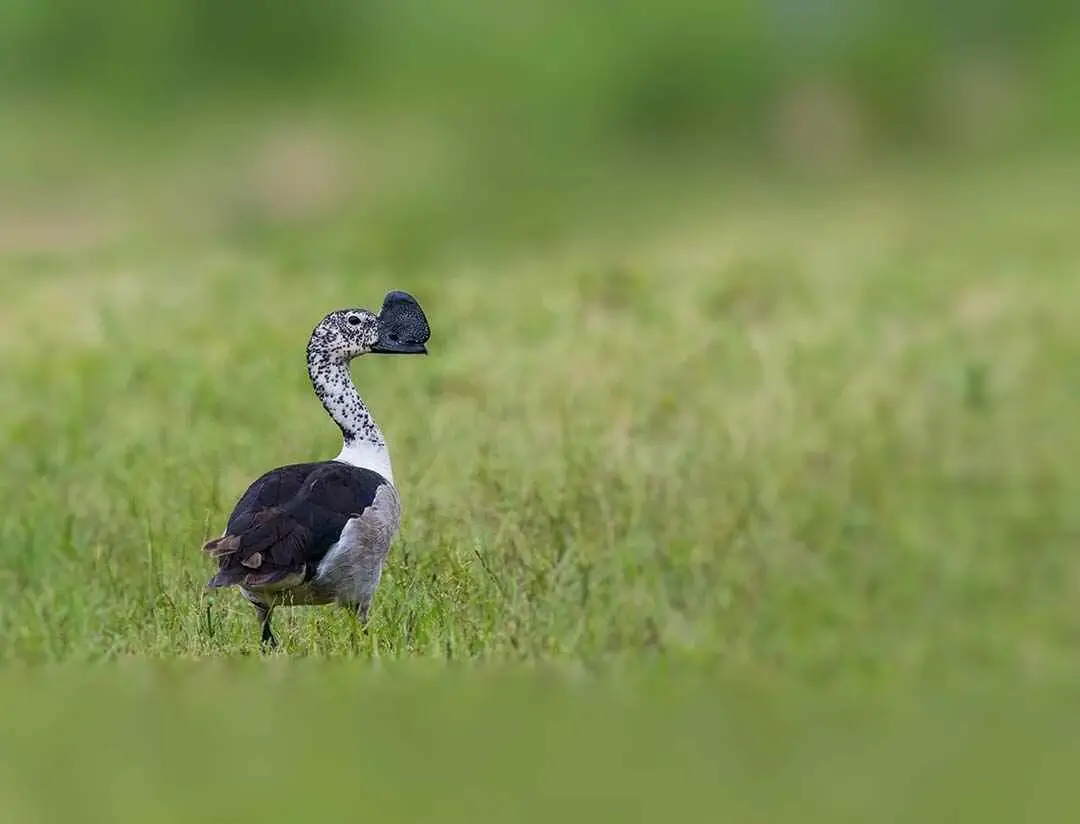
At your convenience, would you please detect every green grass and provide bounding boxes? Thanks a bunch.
[1,153,1079,819]
[3,663,1080,822]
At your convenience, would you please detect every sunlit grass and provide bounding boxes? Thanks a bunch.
[2,162,1076,674]
[1,156,1079,819]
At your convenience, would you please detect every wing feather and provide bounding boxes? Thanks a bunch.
[203,461,390,592]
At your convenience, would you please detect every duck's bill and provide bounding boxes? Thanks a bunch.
[373,289,431,355]
[371,339,428,355]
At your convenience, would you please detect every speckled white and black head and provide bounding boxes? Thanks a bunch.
[306,291,430,483]
[201,290,430,651]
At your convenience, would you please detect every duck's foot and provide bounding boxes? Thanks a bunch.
[254,602,278,651]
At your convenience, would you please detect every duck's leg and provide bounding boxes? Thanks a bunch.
[253,601,278,650]
[341,600,371,631]
[339,601,368,656]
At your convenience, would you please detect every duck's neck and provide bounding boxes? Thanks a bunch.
[307,351,395,485]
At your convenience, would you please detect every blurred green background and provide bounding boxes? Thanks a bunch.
[6,0,1079,152]
[3,2,1080,820]
[3,0,1079,258]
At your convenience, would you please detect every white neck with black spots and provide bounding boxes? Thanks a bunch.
[306,352,394,485]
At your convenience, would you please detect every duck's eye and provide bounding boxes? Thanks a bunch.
[347,315,362,326]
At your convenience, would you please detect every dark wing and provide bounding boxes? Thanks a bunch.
[203,461,390,590]
[225,462,323,533]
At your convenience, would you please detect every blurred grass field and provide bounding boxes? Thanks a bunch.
[2,154,1077,671]
[3,1,1080,819]
[3,663,1080,823]
[2,150,1079,818]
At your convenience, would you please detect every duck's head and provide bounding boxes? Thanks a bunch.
[308,290,431,364]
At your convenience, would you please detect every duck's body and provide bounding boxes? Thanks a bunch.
[203,291,430,648]
[215,460,399,611]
